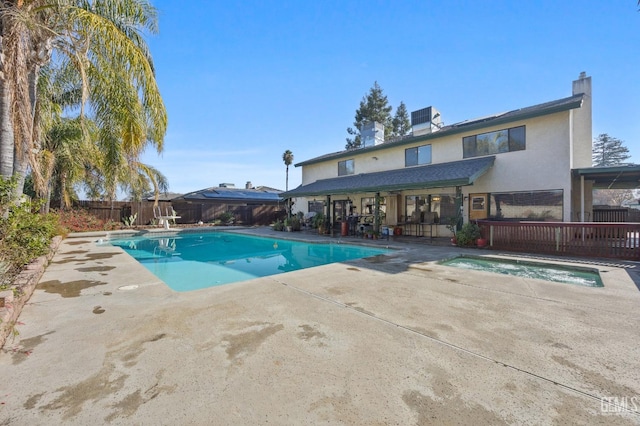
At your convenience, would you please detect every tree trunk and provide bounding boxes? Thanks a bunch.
[0,79,15,178]
[12,143,28,199]
[59,171,67,210]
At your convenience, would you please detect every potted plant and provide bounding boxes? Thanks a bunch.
[446,216,460,245]
[475,223,488,248]
[290,216,301,231]
[311,213,327,234]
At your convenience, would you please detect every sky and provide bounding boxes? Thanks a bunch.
[140,0,640,196]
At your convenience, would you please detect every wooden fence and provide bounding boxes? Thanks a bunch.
[593,208,628,222]
[477,220,640,260]
[170,201,286,225]
[72,200,286,226]
[72,200,172,225]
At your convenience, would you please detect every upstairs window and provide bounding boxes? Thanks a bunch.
[338,159,354,176]
[405,144,432,167]
[463,125,526,158]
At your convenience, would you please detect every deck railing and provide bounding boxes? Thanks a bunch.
[477,220,640,260]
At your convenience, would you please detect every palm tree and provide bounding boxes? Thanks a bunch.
[0,0,167,202]
[282,149,293,218]
[121,162,169,205]
[282,150,294,191]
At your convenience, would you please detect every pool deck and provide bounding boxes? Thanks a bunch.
[1,226,640,424]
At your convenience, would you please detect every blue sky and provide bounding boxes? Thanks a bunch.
[141,0,640,195]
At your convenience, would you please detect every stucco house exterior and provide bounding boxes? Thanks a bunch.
[283,73,596,237]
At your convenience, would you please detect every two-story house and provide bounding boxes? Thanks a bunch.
[283,73,594,237]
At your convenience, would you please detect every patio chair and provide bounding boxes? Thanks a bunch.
[153,206,181,229]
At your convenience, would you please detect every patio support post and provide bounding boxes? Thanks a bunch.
[580,175,585,222]
[455,186,463,231]
[325,195,331,233]
[374,192,381,234]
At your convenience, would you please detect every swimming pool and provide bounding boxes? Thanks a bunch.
[439,255,603,287]
[109,231,390,292]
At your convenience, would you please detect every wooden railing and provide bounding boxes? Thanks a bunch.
[477,220,640,260]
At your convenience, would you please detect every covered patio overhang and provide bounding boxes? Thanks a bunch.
[572,164,640,222]
[282,156,496,198]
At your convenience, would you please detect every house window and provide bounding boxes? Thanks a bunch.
[338,159,354,176]
[361,197,386,215]
[308,200,324,214]
[463,125,526,158]
[472,196,485,211]
[489,190,563,221]
[405,195,427,222]
[430,194,456,223]
[405,144,432,167]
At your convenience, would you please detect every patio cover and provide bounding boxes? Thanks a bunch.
[572,164,640,189]
[572,164,640,222]
[283,156,496,197]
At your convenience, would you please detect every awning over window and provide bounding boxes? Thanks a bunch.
[283,156,496,198]
[573,164,640,189]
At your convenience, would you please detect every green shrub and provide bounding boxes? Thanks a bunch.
[0,201,59,272]
[217,211,234,224]
[273,220,285,231]
[456,222,481,246]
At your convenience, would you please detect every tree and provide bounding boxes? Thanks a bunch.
[345,82,393,150]
[592,133,631,166]
[0,0,167,202]
[282,149,293,218]
[282,150,294,191]
[122,162,169,205]
[391,101,411,139]
[30,63,96,211]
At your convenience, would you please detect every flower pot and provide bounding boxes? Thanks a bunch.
[451,236,457,246]
[476,238,488,248]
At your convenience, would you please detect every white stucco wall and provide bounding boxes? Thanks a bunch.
[466,113,574,220]
[297,76,592,223]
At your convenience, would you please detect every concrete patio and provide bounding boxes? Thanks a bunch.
[1,227,639,425]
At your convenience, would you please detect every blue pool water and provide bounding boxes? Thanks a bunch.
[439,255,603,287]
[110,231,390,292]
